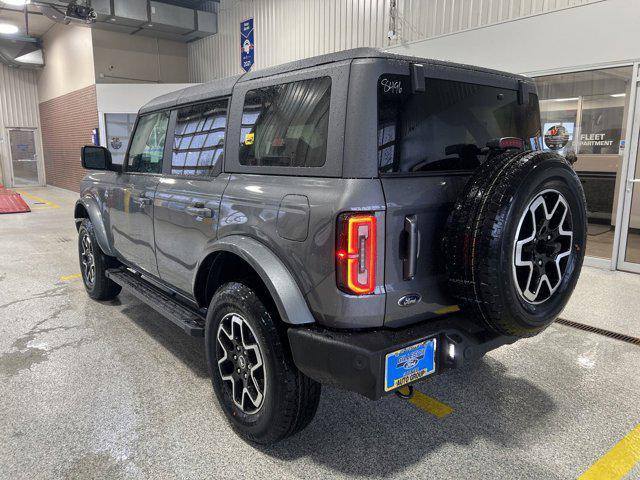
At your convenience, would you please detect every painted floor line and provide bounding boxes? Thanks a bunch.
[60,274,82,281]
[578,423,640,480]
[16,191,61,209]
[399,387,453,418]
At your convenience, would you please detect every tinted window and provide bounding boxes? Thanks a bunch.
[171,99,228,176]
[377,75,541,174]
[239,77,331,167]
[127,111,170,174]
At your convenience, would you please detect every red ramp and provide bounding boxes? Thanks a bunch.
[0,186,31,214]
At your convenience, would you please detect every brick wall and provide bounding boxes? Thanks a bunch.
[39,85,98,192]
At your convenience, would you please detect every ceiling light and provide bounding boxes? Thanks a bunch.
[552,97,579,102]
[2,0,31,6]
[610,93,626,98]
[0,23,19,35]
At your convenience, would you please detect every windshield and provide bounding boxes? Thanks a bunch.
[377,74,542,174]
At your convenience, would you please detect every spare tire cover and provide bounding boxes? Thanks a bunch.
[444,150,587,338]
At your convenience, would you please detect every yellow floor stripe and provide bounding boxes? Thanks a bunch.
[16,190,61,209]
[399,387,453,418]
[578,424,640,480]
[60,274,82,281]
[434,305,460,315]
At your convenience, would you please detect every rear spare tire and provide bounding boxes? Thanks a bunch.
[444,150,587,338]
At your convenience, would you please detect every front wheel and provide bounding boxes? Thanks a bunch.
[205,282,320,445]
[78,219,121,301]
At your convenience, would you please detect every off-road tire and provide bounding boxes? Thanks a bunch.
[78,218,122,300]
[205,282,321,445]
[444,150,587,337]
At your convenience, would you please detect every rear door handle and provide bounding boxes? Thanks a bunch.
[403,215,418,280]
[186,202,213,218]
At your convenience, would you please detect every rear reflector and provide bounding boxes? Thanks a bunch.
[336,213,376,295]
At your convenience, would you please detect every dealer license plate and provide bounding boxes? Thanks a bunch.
[384,338,436,392]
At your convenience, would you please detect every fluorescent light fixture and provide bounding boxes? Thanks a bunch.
[2,0,31,6]
[552,97,579,102]
[0,22,19,35]
[610,93,626,98]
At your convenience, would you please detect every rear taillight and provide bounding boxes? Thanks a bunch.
[336,213,377,295]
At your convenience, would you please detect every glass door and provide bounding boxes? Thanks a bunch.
[617,64,640,272]
[8,128,40,186]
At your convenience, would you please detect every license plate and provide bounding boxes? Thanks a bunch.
[384,338,436,392]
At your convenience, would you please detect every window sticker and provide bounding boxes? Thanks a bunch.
[244,132,255,146]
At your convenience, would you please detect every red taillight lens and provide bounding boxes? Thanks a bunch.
[336,213,377,295]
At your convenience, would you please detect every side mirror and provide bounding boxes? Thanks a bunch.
[81,145,114,171]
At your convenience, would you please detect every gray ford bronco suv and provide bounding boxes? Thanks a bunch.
[76,48,586,444]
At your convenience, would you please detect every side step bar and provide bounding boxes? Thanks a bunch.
[106,268,205,337]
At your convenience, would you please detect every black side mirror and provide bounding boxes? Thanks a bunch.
[81,145,113,171]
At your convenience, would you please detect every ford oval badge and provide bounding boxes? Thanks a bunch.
[398,293,421,307]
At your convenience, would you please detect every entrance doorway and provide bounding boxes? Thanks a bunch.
[617,63,640,272]
[8,128,41,187]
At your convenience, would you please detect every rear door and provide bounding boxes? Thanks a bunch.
[110,110,170,276]
[377,70,541,327]
[153,98,230,295]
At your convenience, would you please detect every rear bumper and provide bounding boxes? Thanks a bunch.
[288,315,517,400]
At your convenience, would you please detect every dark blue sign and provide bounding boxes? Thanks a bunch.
[240,18,254,72]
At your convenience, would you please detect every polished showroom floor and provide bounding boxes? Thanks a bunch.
[1,187,639,479]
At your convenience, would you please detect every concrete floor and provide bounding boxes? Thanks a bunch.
[1,186,639,480]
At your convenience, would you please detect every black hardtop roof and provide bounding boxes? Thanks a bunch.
[140,47,531,114]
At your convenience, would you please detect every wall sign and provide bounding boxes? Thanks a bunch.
[241,18,254,73]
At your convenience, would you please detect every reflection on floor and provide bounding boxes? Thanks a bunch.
[586,222,640,262]
[587,223,614,259]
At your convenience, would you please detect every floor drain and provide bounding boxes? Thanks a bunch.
[555,318,640,346]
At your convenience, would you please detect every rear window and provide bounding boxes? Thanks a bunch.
[239,77,331,168]
[377,75,541,174]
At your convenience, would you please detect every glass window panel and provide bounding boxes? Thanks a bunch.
[377,75,541,174]
[171,99,228,176]
[126,111,169,174]
[239,77,331,168]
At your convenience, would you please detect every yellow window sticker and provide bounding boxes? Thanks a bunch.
[244,132,255,146]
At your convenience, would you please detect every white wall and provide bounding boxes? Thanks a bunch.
[37,24,96,103]
[386,0,637,75]
[0,64,45,186]
[93,29,189,84]
[188,0,600,82]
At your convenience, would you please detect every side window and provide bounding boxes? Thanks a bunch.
[239,77,331,168]
[171,99,228,176]
[126,111,170,174]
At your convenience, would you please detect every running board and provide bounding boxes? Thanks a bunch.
[106,268,205,337]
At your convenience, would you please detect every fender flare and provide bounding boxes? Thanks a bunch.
[74,197,115,257]
[197,236,315,325]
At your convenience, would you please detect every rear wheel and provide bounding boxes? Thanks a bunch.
[78,219,121,301]
[205,282,320,445]
[444,150,587,337]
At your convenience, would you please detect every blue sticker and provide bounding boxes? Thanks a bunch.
[385,338,436,391]
[240,18,254,72]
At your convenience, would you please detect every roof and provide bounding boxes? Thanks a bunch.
[140,47,531,114]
